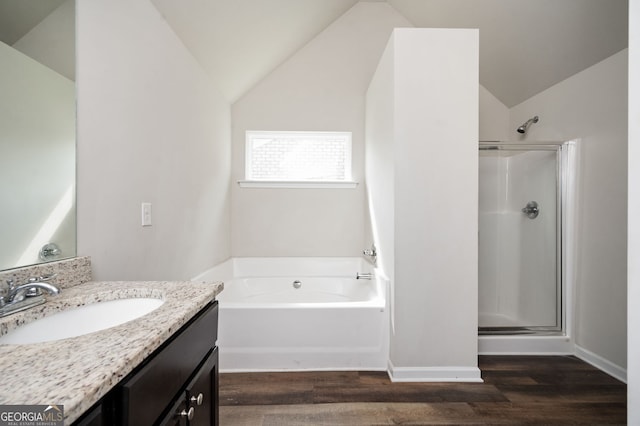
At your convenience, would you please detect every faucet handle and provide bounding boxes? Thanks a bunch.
[38,273,57,282]
[25,273,57,284]
[0,280,13,305]
[2,280,15,296]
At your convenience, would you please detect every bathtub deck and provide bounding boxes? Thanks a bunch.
[219,355,626,424]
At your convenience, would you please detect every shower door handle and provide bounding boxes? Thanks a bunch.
[522,201,539,219]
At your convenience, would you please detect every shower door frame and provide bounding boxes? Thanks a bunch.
[478,141,569,336]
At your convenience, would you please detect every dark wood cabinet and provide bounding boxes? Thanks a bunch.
[185,347,218,426]
[159,398,188,426]
[74,404,103,426]
[160,347,218,425]
[73,300,219,426]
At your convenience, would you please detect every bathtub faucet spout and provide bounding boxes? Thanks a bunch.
[356,273,372,280]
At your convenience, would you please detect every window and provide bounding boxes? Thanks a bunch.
[240,131,356,188]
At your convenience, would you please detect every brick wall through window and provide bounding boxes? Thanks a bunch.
[246,131,352,181]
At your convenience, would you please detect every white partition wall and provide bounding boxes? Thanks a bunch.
[366,28,480,381]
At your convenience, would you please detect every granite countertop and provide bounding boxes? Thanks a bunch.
[0,279,223,424]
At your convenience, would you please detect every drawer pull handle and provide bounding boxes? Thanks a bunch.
[191,393,204,406]
[179,407,195,420]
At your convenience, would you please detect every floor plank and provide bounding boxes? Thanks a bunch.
[219,356,626,425]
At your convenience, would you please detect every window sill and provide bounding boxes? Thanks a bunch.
[238,180,359,189]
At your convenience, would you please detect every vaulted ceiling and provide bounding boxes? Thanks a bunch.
[151,0,628,107]
[150,0,360,103]
[389,0,628,107]
[0,0,66,44]
[1,0,628,107]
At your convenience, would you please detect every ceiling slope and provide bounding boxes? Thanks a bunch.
[387,0,628,107]
[0,0,67,45]
[151,0,359,103]
[151,0,627,107]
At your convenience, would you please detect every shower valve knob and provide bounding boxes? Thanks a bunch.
[521,201,539,219]
[363,244,377,266]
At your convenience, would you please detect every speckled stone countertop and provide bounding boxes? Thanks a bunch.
[0,279,223,424]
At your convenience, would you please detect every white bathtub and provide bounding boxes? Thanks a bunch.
[193,257,388,372]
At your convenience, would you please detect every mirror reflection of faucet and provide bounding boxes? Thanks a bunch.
[39,243,61,261]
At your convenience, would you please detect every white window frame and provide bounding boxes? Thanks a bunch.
[239,130,357,189]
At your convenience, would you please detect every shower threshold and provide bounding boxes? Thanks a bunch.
[479,327,563,336]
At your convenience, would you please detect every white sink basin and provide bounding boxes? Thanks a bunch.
[0,298,164,345]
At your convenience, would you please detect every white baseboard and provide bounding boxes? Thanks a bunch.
[478,335,574,355]
[387,360,483,382]
[574,345,627,383]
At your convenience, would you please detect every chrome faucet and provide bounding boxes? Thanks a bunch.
[0,275,60,317]
[6,281,60,304]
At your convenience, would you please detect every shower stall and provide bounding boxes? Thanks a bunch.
[478,141,577,337]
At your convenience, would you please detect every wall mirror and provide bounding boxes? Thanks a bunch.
[0,0,76,271]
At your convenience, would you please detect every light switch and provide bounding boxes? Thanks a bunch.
[141,202,152,226]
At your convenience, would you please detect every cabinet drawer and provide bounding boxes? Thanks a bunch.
[119,301,218,425]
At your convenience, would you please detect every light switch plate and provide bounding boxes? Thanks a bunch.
[141,202,152,226]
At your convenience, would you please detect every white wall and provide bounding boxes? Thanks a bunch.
[393,28,479,374]
[366,28,479,380]
[76,0,231,281]
[365,36,396,287]
[479,85,509,141]
[230,2,410,257]
[227,0,505,260]
[13,0,75,81]
[510,50,628,372]
[628,0,639,421]
[0,42,75,269]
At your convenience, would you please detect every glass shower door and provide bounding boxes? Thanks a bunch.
[478,144,561,333]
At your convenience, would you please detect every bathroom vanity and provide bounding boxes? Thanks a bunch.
[0,266,223,425]
[77,300,219,425]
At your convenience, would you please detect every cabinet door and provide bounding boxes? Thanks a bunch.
[74,404,102,426]
[157,397,188,426]
[119,302,218,425]
[186,347,218,426]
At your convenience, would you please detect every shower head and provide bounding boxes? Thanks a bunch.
[517,116,539,134]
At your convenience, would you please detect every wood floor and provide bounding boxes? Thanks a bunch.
[219,356,626,425]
